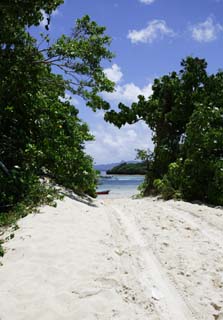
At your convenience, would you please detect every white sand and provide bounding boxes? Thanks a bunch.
[0,194,223,319]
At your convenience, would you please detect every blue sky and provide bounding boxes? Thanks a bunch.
[35,0,223,164]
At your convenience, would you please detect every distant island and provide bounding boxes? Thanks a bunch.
[106,162,146,175]
[94,162,124,172]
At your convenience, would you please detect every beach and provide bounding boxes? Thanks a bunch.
[0,194,223,319]
[97,174,144,198]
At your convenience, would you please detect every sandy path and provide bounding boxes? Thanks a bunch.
[110,198,223,320]
[106,203,195,320]
[0,195,223,319]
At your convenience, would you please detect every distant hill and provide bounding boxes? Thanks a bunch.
[106,161,146,175]
[94,162,124,172]
[94,161,139,172]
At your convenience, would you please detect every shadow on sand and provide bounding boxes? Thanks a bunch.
[59,189,97,208]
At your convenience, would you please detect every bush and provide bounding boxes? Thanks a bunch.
[153,162,182,200]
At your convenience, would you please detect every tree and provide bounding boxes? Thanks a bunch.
[178,71,223,204]
[0,1,115,212]
[105,58,207,189]
[105,57,223,205]
[0,1,63,27]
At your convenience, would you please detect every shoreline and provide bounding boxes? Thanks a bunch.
[0,194,223,319]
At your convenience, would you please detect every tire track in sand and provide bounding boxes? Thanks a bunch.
[157,202,223,248]
[106,202,196,320]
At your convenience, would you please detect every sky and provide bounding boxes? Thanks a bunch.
[35,0,223,164]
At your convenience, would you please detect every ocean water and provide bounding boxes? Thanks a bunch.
[97,173,145,198]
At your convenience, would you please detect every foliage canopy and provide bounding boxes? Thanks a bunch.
[105,57,223,205]
[0,0,115,216]
[107,162,147,175]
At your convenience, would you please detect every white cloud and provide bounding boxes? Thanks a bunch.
[40,9,59,28]
[102,64,153,104]
[40,10,48,28]
[86,122,153,164]
[104,64,123,83]
[139,0,155,4]
[52,9,59,16]
[87,63,154,164]
[103,82,153,104]
[59,93,79,106]
[128,19,175,44]
[190,17,223,42]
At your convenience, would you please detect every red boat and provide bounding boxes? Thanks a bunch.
[96,190,110,195]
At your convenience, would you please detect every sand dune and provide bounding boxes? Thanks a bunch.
[0,194,223,319]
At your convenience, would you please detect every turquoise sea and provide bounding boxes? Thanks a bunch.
[97,173,145,198]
